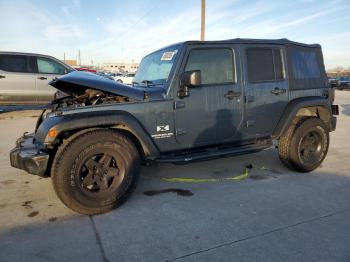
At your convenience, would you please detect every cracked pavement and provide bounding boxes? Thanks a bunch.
[1,91,350,262]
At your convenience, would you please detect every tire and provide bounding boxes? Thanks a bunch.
[117,79,123,83]
[278,117,329,172]
[51,129,140,215]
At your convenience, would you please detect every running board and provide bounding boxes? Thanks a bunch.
[156,140,272,163]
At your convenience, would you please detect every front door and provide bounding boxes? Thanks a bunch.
[242,45,289,138]
[34,56,68,103]
[174,46,244,147]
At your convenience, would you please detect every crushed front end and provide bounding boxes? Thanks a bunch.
[10,132,50,177]
[9,71,161,177]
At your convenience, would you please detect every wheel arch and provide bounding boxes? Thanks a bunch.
[272,97,332,138]
[36,111,160,159]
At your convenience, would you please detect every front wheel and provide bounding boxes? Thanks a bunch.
[51,129,140,215]
[278,117,329,172]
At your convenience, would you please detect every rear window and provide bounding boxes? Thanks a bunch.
[246,48,284,82]
[291,49,321,79]
[0,54,29,73]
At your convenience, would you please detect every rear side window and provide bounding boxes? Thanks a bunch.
[37,57,67,74]
[247,48,284,82]
[185,48,235,85]
[273,49,283,80]
[291,49,320,79]
[0,55,29,73]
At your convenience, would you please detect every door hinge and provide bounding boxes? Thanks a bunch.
[174,101,185,109]
[245,95,254,103]
[246,120,255,127]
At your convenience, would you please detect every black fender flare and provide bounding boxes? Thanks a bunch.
[35,110,159,157]
[272,97,332,138]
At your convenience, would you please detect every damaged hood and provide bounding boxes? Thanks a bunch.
[50,71,164,101]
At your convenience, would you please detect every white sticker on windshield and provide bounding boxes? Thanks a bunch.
[161,50,177,61]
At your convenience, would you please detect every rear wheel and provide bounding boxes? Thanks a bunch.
[278,117,329,172]
[51,129,140,215]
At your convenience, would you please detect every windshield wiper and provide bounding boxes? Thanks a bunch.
[141,80,153,87]
[132,81,140,87]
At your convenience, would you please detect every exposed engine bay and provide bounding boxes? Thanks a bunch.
[52,89,131,111]
[46,71,165,112]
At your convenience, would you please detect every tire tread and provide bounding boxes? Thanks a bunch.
[51,129,140,215]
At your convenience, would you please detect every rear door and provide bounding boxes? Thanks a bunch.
[242,45,289,138]
[174,45,244,147]
[0,54,36,104]
[34,56,69,103]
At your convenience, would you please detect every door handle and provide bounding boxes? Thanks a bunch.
[271,87,286,95]
[0,75,5,79]
[224,90,241,100]
[37,76,47,80]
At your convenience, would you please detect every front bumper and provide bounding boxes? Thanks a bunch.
[10,133,49,177]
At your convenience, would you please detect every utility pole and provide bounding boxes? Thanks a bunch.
[200,0,206,41]
[63,52,66,63]
[78,50,81,66]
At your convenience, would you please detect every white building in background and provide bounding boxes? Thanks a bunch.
[103,62,139,73]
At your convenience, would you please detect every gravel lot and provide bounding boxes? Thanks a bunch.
[0,91,349,262]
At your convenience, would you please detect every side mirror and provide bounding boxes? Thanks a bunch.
[180,70,201,87]
[178,70,201,99]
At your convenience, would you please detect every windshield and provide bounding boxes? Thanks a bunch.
[133,46,179,86]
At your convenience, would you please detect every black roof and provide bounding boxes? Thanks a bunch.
[162,38,321,50]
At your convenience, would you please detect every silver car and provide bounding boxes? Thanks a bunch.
[0,52,74,105]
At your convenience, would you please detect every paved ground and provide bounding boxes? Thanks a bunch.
[0,91,350,262]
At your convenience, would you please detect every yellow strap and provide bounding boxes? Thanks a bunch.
[161,168,249,183]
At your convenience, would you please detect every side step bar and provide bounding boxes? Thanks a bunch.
[156,140,272,163]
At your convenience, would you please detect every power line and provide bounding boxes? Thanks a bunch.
[116,0,163,40]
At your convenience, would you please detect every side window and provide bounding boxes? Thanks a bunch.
[185,48,235,85]
[291,49,320,79]
[247,48,284,82]
[37,57,66,74]
[0,55,29,73]
[273,49,283,80]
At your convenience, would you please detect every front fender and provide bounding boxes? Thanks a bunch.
[35,110,159,157]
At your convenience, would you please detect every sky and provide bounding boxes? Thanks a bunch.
[0,0,349,69]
